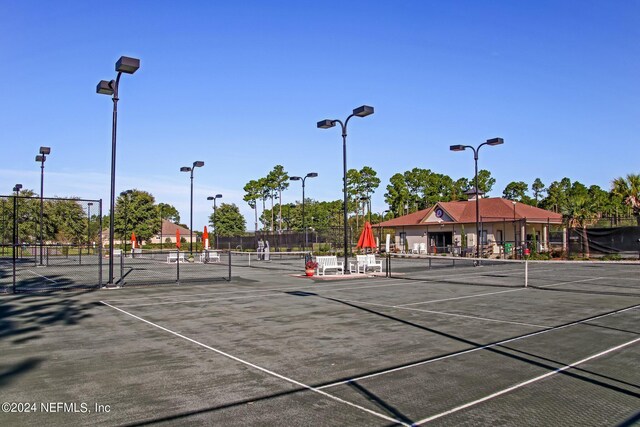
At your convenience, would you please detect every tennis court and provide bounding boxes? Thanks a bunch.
[1,258,638,426]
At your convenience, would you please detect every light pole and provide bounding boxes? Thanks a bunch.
[87,202,93,255]
[450,137,504,261]
[289,172,317,251]
[120,190,133,255]
[317,105,374,270]
[181,161,205,254]
[207,194,222,249]
[35,146,50,266]
[97,56,140,285]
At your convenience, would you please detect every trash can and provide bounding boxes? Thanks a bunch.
[504,243,512,255]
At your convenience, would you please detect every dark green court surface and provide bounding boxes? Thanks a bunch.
[1,262,639,426]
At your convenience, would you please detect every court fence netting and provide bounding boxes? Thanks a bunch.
[386,253,640,297]
[0,194,231,293]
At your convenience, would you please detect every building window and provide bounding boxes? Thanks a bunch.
[480,230,488,245]
[496,230,503,244]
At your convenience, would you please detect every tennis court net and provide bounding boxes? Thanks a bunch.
[388,254,640,296]
[229,251,311,272]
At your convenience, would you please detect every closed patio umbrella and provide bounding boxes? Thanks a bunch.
[203,226,209,250]
[357,221,377,250]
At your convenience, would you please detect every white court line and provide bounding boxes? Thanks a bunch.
[396,277,607,307]
[100,301,409,426]
[318,304,640,389]
[415,336,640,425]
[331,297,549,328]
[26,270,59,284]
[103,275,397,303]
[108,279,426,307]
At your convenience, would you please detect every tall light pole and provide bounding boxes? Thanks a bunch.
[360,195,371,223]
[87,202,93,254]
[290,172,317,251]
[450,137,504,261]
[207,194,223,249]
[120,190,133,255]
[317,105,374,270]
[35,146,50,266]
[97,55,140,285]
[181,161,205,254]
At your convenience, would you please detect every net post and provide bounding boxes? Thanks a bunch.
[227,243,231,282]
[119,251,124,286]
[176,249,180,284]
[524,259,528,288]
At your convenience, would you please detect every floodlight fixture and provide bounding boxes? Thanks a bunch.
[193,161,205,168]
[317,119,335,129]
[353,105,374,117]
[115,56,140,74]
[180,166,191,172]
[486,137,504,146]
[449,145,466,151]
[96,80,114,95]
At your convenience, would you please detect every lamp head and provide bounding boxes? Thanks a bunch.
[13,184,22,192]
[39,146,51,155]
[207,196,214,201]
[306,172,318,178]
[290,176,301,181]
[486,137,504,146]
[96,80,114,95]
[115,56,140,74]
[215,194,222,199]
[353,105,374,117]
[450,145,466,152]
[193,161,205,168]
[317,119,335,129]
[180,166,191,172]
[35,155,45,162]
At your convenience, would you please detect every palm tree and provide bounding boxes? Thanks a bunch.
[565,195,599,258]
[612,174,640,225]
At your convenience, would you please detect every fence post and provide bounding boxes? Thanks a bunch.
[227,243,231,282]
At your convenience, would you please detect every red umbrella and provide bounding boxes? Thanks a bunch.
[203,226,209,250]
[176,229,181,249]
[130,232,137,249]
[357,221,377,249]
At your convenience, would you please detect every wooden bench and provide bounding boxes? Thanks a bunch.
[200,250,221,263]
[366,254,383,273]
[316,256,344,276]
[167,252,186,263]
[349,255,368,273]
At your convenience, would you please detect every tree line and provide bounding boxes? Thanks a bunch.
[3,170,637,247]
[244,167,640,231]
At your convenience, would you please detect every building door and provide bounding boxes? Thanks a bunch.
[430,232,452,252]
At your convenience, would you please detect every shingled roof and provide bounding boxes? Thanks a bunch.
[375,198,562,227]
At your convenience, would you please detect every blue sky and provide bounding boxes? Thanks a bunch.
[1,1,638,231]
